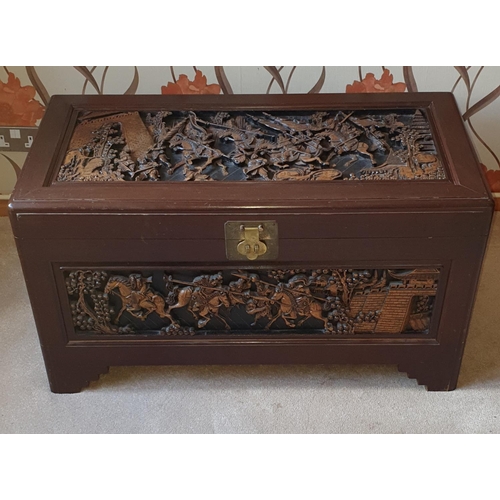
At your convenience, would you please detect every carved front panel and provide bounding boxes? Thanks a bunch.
[57,109,445,182]
[64,268,440,336]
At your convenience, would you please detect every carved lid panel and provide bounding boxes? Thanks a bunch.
[11,94,493,214]
[57,108,446,183]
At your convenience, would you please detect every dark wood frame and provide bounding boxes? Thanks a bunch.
[9,93,494,392]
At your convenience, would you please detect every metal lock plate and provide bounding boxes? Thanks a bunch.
[224,221,278,261]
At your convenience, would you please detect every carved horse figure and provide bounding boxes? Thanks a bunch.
[167,286,193,314]
[191,291,231,329]
[295,295,328,328]
[266,283,328,329]
[104,275,174,323]
[165,283,232,330]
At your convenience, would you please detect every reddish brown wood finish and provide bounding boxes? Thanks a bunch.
[0,200,8,217]
[9,93,494,393]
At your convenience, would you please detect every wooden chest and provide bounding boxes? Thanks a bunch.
[9,93,493,393]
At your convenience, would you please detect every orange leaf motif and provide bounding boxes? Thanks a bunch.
[346,69,406,94]
[481,164,500,192]
[0,72,45,126]
[161,70,221,95]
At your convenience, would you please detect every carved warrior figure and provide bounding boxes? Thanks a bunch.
[57,109,446,182]
[66,268,439,337]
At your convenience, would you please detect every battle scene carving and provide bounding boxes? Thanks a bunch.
[57,109,446,182]
[64,268,440,336]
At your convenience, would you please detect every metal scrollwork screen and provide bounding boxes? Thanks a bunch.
[57,109,446,182]
[64,268,440,337]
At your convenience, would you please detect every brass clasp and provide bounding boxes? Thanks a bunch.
[224,221,278,261]
[237,225,267,260]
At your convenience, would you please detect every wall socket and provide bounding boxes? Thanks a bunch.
[0,127,38,152]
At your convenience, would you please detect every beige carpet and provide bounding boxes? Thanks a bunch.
[1,216,499,434]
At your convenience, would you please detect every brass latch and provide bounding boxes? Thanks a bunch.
[237,225,267,260]
[224,221,278,261]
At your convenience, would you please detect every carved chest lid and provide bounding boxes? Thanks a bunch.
[10,93,493,212]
